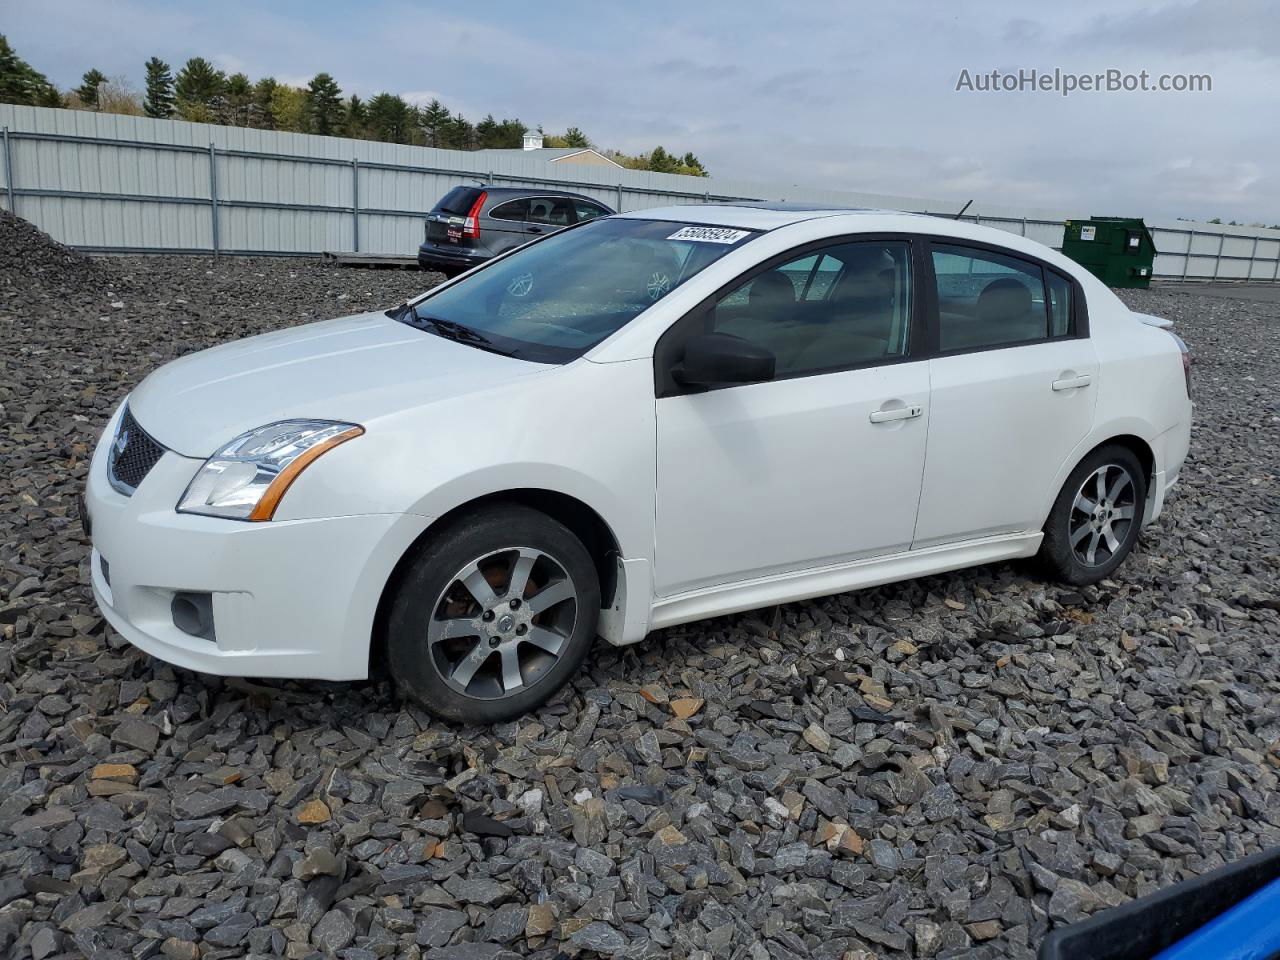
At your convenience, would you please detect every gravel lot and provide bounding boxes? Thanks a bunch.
[2,210,1278,960]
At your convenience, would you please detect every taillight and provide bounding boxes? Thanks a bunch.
[1167,330,1191,399]
[462,191,487,240]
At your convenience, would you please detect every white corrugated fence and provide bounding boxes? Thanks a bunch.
[3,104,1278,281]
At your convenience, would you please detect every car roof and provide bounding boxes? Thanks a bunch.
[615,203,1093,287]
[480,186,605,203]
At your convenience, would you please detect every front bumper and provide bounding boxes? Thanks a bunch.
[85,409,430,680]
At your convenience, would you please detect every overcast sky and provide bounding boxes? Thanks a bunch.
[7,0,1276,224]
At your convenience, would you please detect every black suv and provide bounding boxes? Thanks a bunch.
[418,186,615,277]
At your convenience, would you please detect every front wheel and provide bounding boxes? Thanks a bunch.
[386,505,600,724]
[1038,445,1147,585]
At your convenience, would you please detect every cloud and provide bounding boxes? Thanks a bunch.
[3,0,1276,223]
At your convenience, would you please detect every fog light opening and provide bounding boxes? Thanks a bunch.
[171,592,216,641]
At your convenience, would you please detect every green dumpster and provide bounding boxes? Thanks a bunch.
[1061,216,1157,289]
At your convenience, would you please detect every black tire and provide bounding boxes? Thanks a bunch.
[386,504,600,724]
[1038,444,1147,585]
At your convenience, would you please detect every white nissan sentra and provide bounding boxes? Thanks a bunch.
[85,205,1192,722]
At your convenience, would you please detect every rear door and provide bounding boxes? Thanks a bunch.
[913,240,1098,548]
[482,196,532,255]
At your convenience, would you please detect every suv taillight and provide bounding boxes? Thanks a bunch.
[1167,329,1191,398]
[462,191,487,240]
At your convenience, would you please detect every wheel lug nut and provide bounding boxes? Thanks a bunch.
[509,598,521,609]
[516,624,527,635]
[489,637,500,648]
[482,610,495,622]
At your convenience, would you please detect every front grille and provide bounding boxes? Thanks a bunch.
[108,407,166,495]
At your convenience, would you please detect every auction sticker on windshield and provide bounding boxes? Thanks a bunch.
[667,226,751,244]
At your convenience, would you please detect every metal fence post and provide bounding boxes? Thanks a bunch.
[208,143,220,254]
[351,158,360,253]
[617,182,624,213]
[2,127,13,212]
[1248,235,1258,280]
[1183,232,1192,279]
[1213,233,1224,280]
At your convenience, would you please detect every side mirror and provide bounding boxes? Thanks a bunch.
[674,333,776,388]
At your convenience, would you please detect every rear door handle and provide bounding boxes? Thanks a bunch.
[527,225,544,234]
[869,404,924,423]
[1051,374,1092,391]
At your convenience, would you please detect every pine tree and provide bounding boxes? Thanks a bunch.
[249,77,278,128]
[344,94,367,138]
[647,145,677,173]
[305,73,343,135]
[493,118,527,148]
[143,57,175,118]
[475,114,500,148]
[76,68,107,109]
[419,98,451,147]
[561,126,590,148]
[223,72,252,125]
[174,57,226,121]
[442,114,474,150]
[0,35,60,105]
[366,93,411,142]
[34,84,62,107]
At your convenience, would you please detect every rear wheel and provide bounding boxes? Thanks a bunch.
[386,505,599,723]
[1038,445,1147,585]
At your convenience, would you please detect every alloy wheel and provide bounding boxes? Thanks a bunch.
[1068,463,1138,567]
[426,547,578,700]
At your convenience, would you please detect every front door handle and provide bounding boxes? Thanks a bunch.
[869,404,924,423]
[1051,374,1092,391]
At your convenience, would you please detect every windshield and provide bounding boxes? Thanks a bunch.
[399,218,759,363]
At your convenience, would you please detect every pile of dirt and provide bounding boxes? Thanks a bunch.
[0,208,112,300]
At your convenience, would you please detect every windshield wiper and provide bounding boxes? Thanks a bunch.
[393,303,491,343]
[393,302,522,357]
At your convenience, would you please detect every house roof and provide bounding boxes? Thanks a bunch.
[475,147,622,167]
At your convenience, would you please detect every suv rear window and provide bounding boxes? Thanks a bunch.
[434,187,485,216]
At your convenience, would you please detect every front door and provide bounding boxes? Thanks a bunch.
[654,238,930,596]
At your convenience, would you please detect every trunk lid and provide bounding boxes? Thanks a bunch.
[425,186,486,249]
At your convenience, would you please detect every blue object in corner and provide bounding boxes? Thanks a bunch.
[1153,876,1280,960]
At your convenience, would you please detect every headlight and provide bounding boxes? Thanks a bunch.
[177,420,363,521]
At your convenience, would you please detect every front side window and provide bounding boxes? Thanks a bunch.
[400,218,759,363]
[526,197,574,226]
[708,240,913,377]
[932,244,1050,351]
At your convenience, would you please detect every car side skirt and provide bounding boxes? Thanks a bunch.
[646,531,1044,633]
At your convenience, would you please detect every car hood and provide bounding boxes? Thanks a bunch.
[129,311,547,456]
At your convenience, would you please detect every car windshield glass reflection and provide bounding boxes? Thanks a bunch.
[399,218,759,363]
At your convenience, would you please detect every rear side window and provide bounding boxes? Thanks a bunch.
[574,200,610,223]
[1047,271,1072,336]
[435,186,484,216]
[489,198,530,222]
[526,197,574,226]
[931,244,1049,351]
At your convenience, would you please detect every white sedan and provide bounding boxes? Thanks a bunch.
[84,205,1192,722]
